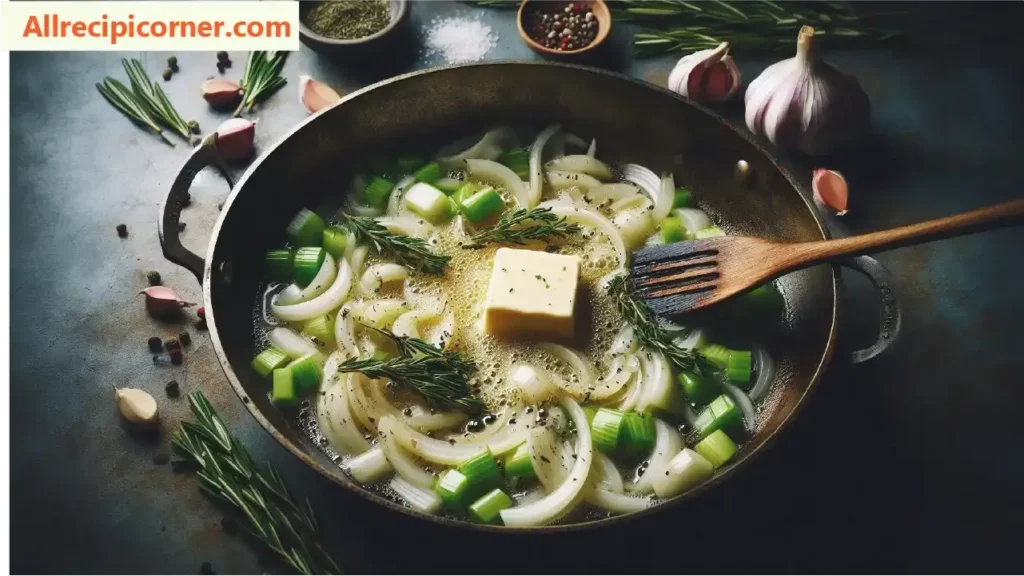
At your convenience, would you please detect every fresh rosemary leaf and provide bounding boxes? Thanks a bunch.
[235,51,289,117]
[464,207,582,249]
[172,391,341,575]
[340,214,450,274]
[120,58,196,143]
[336,327,485,415]
[606,273,709,375]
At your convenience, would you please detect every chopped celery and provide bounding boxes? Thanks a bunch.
[460,186,505,223]
[452,181,483,206]
[322,226,348,259]
[678,370,717,407]
[396,156,425,174]
[434,177,465,195]
[405,182,454,224]
[694,429,738,468]
[694,394,742,440]
[694,226,725,239]
[413,161,442,183]
[620,412,656,456]
[726,350,753,387]
[287,353,323,392]
[435,469,473,509]
[264,249,295,283]
[293,247,326,287]
[591,408,624,454]
[700,343,731,369]
[498,148,530,179]
[582,406,597,426]
[504,443,536,479]
[286,209,325,247]
[272,368,297,407]
[673,187,693,208]
[457,449,502,493]
[469,488,512,525]
[302,315,334,344]
[363,176,395,208]
[251,346,289,378]
[660,216,686,243]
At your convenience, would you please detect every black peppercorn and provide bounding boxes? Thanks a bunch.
[161,68,173,81]
[187,120,200,134]
[146,270,162,286]
[164,337,180,350]
[169,347,183,365]
[148,337,163,352]
[165,380,180,397]
[216,51,229,62]
[116,224,128,238]
[178,331,192,346]
[167,55,178,70]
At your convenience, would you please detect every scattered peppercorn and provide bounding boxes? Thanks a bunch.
[178,221,187,232]
[188,120,200,134]
[216,51,229,62]
[164,337,180,350]
[525,2,599,52]
[167,55,178,70]
[116,224,128,238]
[179,331,192,346]
[146,270,162,286]
[169,347,183,365]
[216,62,226,74]
[161,68,173,81]
[195,319,208,331]
[148,336,163,353]
[165,380,180,397]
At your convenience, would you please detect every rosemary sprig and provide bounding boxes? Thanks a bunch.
[120,58,196,143]
[96,78,176,146]
[461,0,521,7]
[464,207,583,249]
[337,327,485,415]
[340,214,450,274]
[235,51,289,117]
[606,273,709,375]
[172,391,342,575]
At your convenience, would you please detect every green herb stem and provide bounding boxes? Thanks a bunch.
[464,207,582,249]
[340,214,450,274]
[120,58,196,143]
[235,51,289,117]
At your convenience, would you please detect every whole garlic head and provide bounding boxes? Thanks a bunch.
[744,26,870,156]
[667,42,741,102]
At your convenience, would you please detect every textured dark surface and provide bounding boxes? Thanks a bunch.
[9,1,1024,574]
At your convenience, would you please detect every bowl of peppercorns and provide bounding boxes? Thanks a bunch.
[518,0,611,58]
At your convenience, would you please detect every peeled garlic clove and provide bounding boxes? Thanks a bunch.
[667,42,741,102]
[299,75,342,114]
[115,387,159,426]
[744,26,870,157]
[140,286,196,319]
[812,168,849,216]
[201,78,242,108]
[215,118,256,161]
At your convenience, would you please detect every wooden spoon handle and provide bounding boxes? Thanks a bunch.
[790,199,1024,265]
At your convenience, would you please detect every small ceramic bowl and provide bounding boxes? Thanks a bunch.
[298,0,409,57]
[517,0,611,59]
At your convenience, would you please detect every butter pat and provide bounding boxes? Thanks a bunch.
[483,248,580,341]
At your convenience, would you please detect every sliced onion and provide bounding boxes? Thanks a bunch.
[588,487,653,514]
[318,357,371,456]
[385,405,529,465]
[361,299,407,329]
[437,127,516,166]
[528,427,570,490]
[346,373,383,432]
[344,446,392,484]
[622,163,661,208]
[267,327,320,358]
[545,170,602,192]
[342,231,357,265]
[548,206,628,268]
[613,208,657,250]
[273,255,338,306]
[674,208,712,236]
[586,183,642,204]
[334,301,362,355]
[749,347,776,402]
[499,397,592,527]
[538,343,596,388]
[389,475,443,514]
[721,380,758,433]
[376,215,433,238]
[651,448,714,499]
[546,155,613,180]
[391,309,435,340]
[509,363,557,404]
[528,125,561,208]
[434,306,456,350]
[449,403,513,444]
[636,351,675,414]
[360,263,409,296]
[350,204,383,217]
[464,158,530,208]
[616,357,644,412]
[350,245,369,278]
[386,175,417,218]
[607,195,651,214]
[590,451,623,493]
[592,356,635,403]
[673,328,707,351]
[627,418,684,495]
[609,326,639,356]
[271,258,353,322]
[378,417,437,489]
[406,407,467,431]
[586,138,597,158]
[654,172,676,222]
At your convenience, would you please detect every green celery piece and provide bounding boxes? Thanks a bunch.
[252,347,289,378]
[591,408,624,454]
[468,488,512,524]
[694,429,737,468]
[272,368,298,407]
[286,209,325,247]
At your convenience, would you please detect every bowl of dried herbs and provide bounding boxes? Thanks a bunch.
[299,0,409,55]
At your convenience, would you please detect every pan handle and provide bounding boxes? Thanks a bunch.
[158,134,233,285]
[836,255,902,364]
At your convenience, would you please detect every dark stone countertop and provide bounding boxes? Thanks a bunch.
[10,2,1024,573]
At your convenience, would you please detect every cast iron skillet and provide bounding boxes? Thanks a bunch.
[158,62,901,531]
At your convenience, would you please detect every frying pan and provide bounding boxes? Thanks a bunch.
[158,62,900,531]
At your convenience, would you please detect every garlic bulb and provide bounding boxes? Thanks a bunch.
[115,387,159,426]
[667,42,741,102]
[744,26,870,156]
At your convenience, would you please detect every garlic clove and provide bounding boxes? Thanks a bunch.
[812,168,849,216]
[667,42,741,102]
[298,75,342,115]
[140,286,196,319]
[201,78,243,108]
[115,387,159,426]
[215,118,256,161]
